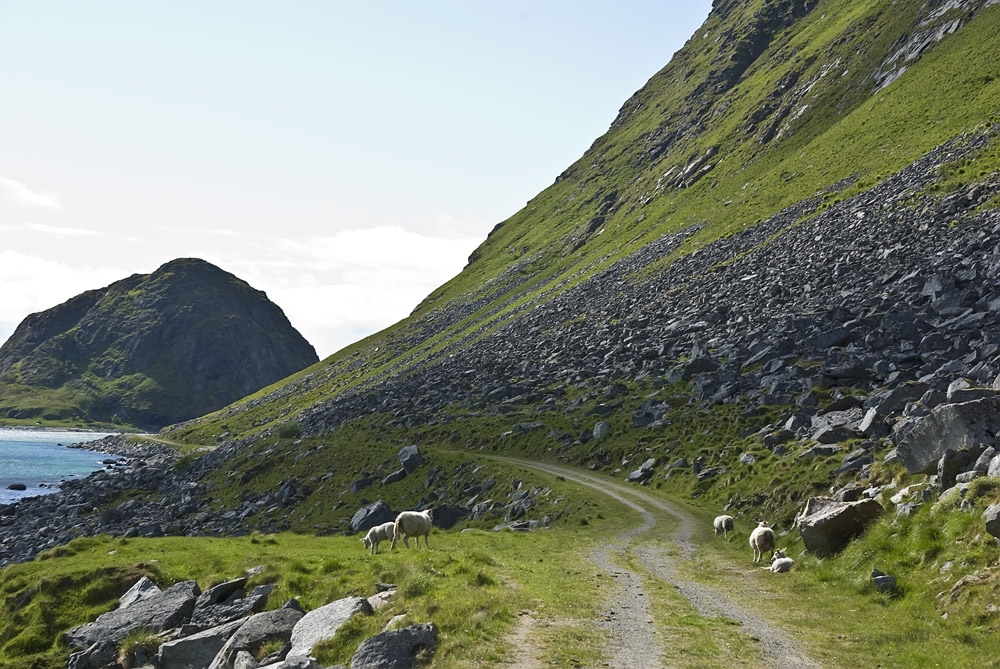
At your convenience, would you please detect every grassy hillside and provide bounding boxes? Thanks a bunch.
[153,0,1000,544]
[164,0,1000,450]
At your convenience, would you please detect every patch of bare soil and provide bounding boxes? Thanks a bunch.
[505,610,542,669]
[508,460,822,669]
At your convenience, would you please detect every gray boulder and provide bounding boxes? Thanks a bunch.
[937,448,975,491]
[64,580,200,651]
[118,575,162,609]
[157,618,246,669]
[350,622,439,669]
[797,497,884,557]
[381,469,408,486]
[871,568,899,595]
[288,596,374,658]
[947,378,998,403]
[984,502,1000,539]
[209,601,305,669]
[431,503,468,529]
[858,408,890,438]
[626,458,657,483]
[974,446,998,473]
[398,445,423,474]
[350,500,395,533]
[864,384,926,416]
[67,641,117,669]
[192,583,274,627]
[896,399,1000,474]
[196,577,248,608]
[259,657,323,669]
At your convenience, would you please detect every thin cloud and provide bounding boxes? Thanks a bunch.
[217,225,482,357]
[0,222,100,238]
[161,225,246,238]
[0,251,125,346]
[0,177,60,210]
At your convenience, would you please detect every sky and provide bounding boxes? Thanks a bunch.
[0,1,713,359]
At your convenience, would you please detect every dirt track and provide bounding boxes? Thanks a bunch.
[505,460,822,668]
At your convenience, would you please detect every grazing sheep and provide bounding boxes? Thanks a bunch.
[713,514,735,538]
[361,521,396,555]
[390,509,433,550]
[767,548,794,573]
[749,521,776,564]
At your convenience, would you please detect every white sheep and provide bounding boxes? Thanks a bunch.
[390,509,433,550]
[767,548,794,573]
[361,521,396,555]
[713,514,734,538]
[749,521,776,564]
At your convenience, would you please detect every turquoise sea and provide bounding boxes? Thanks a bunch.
[0,428,115,505]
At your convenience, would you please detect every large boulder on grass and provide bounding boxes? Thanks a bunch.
[797,497,884,557]
[157,618,246,669]
[398,445,423,474]
[209,600,305,669]
[64,580,200,651]
[350,500,395,533]
[350,622,439,669]
[896,399,1000,474]
[984,502,1000,539]
[288,596,374,658]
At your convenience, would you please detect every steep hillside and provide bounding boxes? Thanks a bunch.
[146,0,1000,608]
[0,258,318,430]
[167,0,1000,444]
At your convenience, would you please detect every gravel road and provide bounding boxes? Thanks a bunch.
[509,460,822,669]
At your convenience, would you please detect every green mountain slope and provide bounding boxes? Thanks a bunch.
[149,0,1000,614]
[0,258,318,430]
[170,0,1000,442]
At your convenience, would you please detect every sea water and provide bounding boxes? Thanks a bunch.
[0,428,115,504]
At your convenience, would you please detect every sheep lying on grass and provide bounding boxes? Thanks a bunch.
[713,514,734,538]
[767,549,794,573]
[361,521,396,555]
[391,509,433,550]
[749,521,776,564]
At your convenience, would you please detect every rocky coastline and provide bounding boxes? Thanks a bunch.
[0,435,185,566]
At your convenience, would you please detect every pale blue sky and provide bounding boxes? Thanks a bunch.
[0,1,712,358]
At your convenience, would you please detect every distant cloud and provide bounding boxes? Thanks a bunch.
[215,225,482,357]
[0,177,60,210]
[0,251,124,347]
[162,225,245,238]
[0,222,100,237]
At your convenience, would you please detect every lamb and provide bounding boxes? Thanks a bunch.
[390,509,434,550]
[749,521,776,563]
[361,521,396,555]
[713,514,734,538]
[767,548,794,573]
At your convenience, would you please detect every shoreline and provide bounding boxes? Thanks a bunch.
[0,424,123,434]
[68,433,180,461]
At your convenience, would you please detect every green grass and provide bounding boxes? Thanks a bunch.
[0,509,626,668]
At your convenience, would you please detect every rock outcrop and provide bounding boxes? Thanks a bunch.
[64,575,397,669]
[0,258,318,429]
[797,497,885,557]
